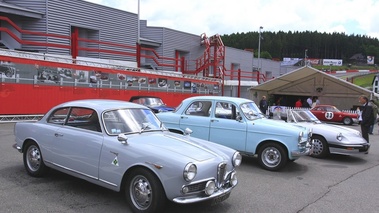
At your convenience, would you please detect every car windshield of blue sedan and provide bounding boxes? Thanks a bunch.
[103,108,164,135]
[240,102,264,120]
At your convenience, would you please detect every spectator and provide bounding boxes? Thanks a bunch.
[306,96,312,107]
[311,97,318,108]
[358,95,374,143]
[295,98,302,108]
[259,96,268,115]
[369,99,379,134]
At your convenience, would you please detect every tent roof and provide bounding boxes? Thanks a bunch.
[249,66,375,98]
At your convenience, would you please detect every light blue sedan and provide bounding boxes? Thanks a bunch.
[157,96,312,171]
[14,99,241,213]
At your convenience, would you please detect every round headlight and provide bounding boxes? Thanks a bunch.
[183,163,197,181]
[233,152,242,167]
[298,131,304,143]
[205,180,216,195]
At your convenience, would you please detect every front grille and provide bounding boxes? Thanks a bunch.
[217,162,227,187]
[186,182,207,193]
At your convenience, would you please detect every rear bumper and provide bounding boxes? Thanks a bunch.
[13,143,22,153]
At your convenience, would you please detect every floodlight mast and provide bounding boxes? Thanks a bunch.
[258,26,263,71]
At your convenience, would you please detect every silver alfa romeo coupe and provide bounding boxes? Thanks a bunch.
[14,99,241,213]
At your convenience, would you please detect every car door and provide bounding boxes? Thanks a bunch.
[209,101,247,151]
[179,100,212,140]
[51,107,104,178]
[311,106,327,121]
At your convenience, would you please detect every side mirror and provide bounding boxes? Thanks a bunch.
[117,134,128,144]
[184,128,193,136]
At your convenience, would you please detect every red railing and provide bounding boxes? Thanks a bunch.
[0,16,183,72]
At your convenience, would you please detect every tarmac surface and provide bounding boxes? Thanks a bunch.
[1,122,379,213]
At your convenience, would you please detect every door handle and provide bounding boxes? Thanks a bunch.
[211,119,219,122]
[54,133,63,137]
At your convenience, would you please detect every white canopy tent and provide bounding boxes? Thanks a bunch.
[248,66,377,109]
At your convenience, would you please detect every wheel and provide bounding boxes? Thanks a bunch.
[342,117,352,125]
[125,168,166,213]
[311,135,329,158]
[23,141,48,177]
[258,142,287,171]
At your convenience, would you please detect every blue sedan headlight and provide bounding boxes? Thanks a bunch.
[183,163,197,181]
[232,152,242,167]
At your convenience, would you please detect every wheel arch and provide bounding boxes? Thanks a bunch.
[120,165,167,198]
[256,140,289,158]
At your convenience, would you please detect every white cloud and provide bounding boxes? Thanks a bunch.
[84,0,379,38]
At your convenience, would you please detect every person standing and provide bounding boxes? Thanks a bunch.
[295,98,302,108]
[369,99,379,134]
[306,96,312,107]
[358,95,374,143]
[259,96,268,115]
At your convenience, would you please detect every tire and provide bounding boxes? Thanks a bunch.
[310,135,329,158]
[23,141,48,177]
[125,168,166,213]
[342,117,352,125]
[258,142,287,171]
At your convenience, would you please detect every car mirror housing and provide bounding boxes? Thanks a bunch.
[184,128,193,136]
[117,134,128,144]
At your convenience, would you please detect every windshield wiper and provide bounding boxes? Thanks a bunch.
[140,123,150,133]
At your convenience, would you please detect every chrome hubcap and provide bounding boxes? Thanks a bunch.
[262,147,281,167]
[130,176,151,210]
[312,139,323,155]
[27,146,41,171]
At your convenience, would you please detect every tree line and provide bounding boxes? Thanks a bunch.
[221,31,379,64]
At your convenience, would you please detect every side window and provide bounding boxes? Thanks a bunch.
[66,108,101,132]
[215,102,237,119]
[185,101,211,117]
[47,108,70,125]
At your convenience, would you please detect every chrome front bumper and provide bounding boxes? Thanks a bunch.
[291,141,313,157]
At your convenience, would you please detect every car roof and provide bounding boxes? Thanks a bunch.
[55,99,148,112]
[183,96,253,104]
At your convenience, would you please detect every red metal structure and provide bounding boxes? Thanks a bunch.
[0,16,264,116]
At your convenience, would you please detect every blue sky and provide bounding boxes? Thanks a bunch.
[85,0,379,39]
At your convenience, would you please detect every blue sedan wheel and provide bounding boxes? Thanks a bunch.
[258,142,287,171]
[125,168,166,213]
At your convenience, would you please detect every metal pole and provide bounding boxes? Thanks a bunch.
[137,0,140,44]
[258,26,263,71]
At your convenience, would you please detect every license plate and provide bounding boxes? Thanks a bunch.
[211,192,231,206]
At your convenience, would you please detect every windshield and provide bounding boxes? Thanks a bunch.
[240,102,264,120]
[145,98,165,107]
[291,110,320,123]
[102,108,165,135]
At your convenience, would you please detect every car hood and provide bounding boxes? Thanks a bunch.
[129,132,223,161]
[296,122,361,136]
[261,118,307,132]
[150,105,175,112]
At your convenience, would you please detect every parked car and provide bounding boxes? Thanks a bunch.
[156,96,312,171]
[310,104,359,125]
[14,99,241,213]
[129,95,175,113]
[273,108,370,158]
